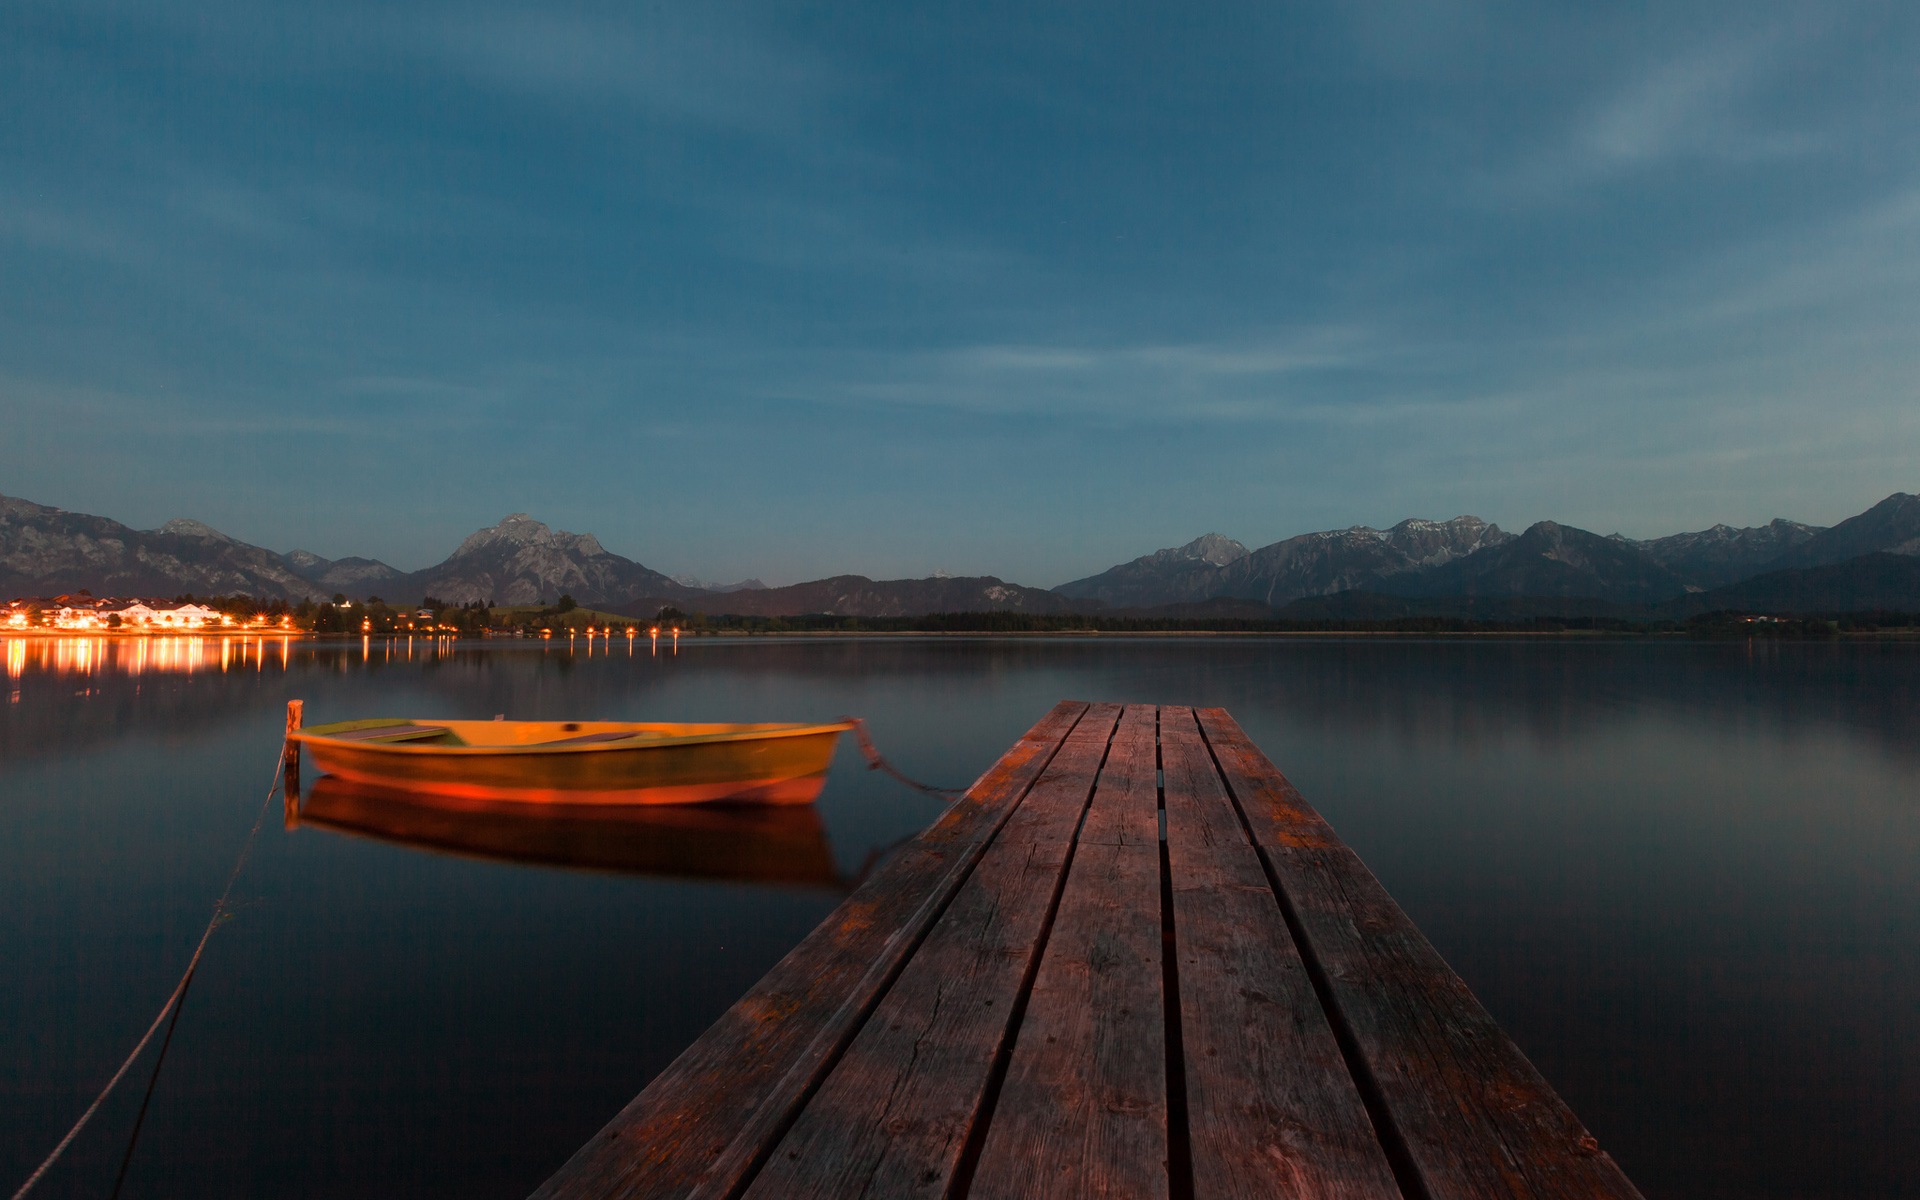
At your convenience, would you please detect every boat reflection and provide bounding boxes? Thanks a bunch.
[290,776,847,890]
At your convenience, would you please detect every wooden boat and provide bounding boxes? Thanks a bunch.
[291,776,846,889]
[287,717,854,806]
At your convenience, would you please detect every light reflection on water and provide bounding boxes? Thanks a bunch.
[2,634,299,681]
[1,635,1917,1199]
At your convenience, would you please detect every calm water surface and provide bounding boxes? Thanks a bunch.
[3,634,1917,1198]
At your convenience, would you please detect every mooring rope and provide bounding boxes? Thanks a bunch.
[9,756,283,1200]
[842,716,963,800]
[13,721,938,1197]
[106,958,197,1200]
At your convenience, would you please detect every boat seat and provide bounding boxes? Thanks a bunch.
[329,724,452,743]
[536,731,644,746]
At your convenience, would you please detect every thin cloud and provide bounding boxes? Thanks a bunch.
[1582,35,1812,167]
[0,194,133,263]
[796,328,1382,421]
[425,7,835,140]
[1487,27,1827,201]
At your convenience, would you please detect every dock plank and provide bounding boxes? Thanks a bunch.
[530,701,1092,1200]
[967,704,1167,1200]
[1001,703,1126,846]
[737,704,1123,1200]
[1194,707,1643,1200]
[1078,704,1158,849]
[1159,707,1401,1200]
[1114,703,1158,738]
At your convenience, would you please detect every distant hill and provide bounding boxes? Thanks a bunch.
[0,494,314,600]
[395,514,701,608]
[1288,551,1920,620]
[1275,590,1652,622]
[281,549,404,594]
[1638,519,1823,589]
[1669,553,1920,616]
[0,496,696,608]
[1378,521,1688,604]
[671,574,768,593]
[1764,493,1920,570]
[1057,517,1506,609]
[1057,500,1920,610]
[1054,533,1249,607]
[622,574,1078,619]
[1215,516,1510,606]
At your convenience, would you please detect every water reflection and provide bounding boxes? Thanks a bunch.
[289,777,847,890]
[0,634,297,679]
[4,636,1918,1200]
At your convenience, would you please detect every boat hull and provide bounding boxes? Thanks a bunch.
[292,719,851,806]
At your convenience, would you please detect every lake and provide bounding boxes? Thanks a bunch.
[3,633,1917,1199]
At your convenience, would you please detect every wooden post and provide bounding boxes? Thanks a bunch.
[282,699,303,810]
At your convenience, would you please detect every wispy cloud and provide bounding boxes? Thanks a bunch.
[1684,184,1920,326]
[0,193,133,263]
[784,326,1381,422]
[425,6,835,140]
[1489,26,1827,201]
[1582,35,1811,168]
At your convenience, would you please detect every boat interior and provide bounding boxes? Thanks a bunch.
[300,718,841,750]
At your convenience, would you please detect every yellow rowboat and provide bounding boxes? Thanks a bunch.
[291,776,845,888]
[287,717,855,806]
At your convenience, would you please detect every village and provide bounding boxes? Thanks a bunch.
[2,594,277,632]
[1,592,663,640]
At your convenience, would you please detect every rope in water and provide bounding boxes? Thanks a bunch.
[13,720,933,1197]
[841,716,963,800]
[9,756,283,1200]
[106,959,197,1200]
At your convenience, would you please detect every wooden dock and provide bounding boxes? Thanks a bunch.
[532,702,1643,1200]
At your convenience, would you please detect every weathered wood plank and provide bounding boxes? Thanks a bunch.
[1158,707,1401,1200]
[1078,705,1158,849]
[1005,703,1126,846]
[967,705,1166,1200]
[530,701,1093,1200]
[737,706,1124,1200]
[1114,703,1158,738]
[1194,707,1643,1200]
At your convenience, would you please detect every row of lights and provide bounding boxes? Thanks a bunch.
[565,625,681,647]
[4,611,294,632]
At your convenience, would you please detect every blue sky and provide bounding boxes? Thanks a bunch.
[3,1,1917,586]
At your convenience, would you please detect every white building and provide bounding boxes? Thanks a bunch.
[102,601,223,628]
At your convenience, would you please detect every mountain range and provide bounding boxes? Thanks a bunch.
[4,489,1918,618]
[618,575,1073,620]
[1056,495,1920,615]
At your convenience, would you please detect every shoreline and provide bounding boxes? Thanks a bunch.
[1,628,303,639]
[8,627,1914,642]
